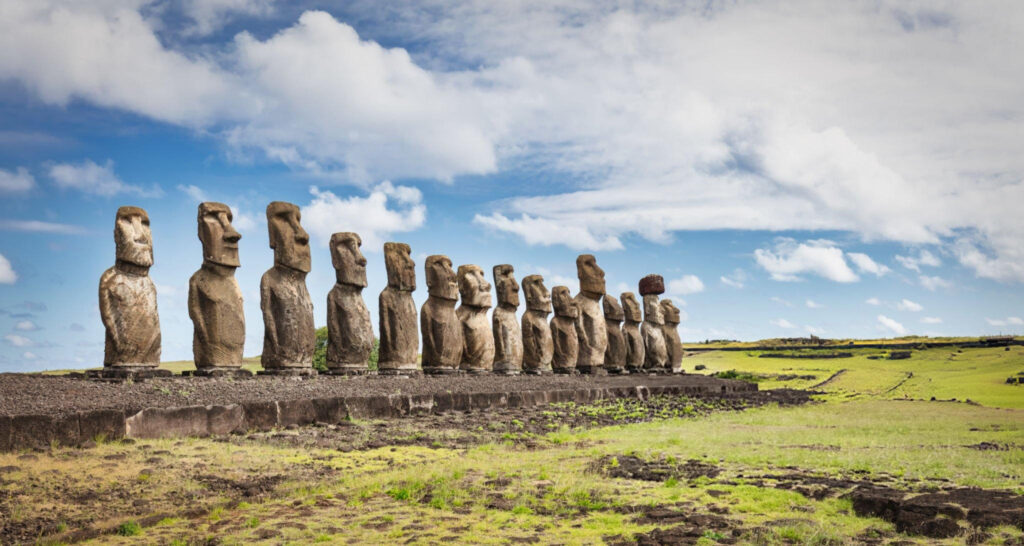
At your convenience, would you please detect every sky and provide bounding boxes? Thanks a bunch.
[1,0,1022,372]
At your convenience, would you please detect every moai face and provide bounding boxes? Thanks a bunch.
[384,242,416,290]
[644,295,665,324]
[494,264,520,308]
[552,286,578,318]
[114,206,153,267]
[576,254,606,296]
[266,202,311,273]
[458,265,492,308]
[661,299,681,324]
[331,232,367,287]
[425,255,457,300]
[603,294,624,321]
[523,275,551,313]
[198,202,241,268]
[621,292,642,322]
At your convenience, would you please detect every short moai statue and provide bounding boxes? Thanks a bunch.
[550,285,579,374]
[378,242,420,374]
[421,255,462,374]
[260,202,316,375]
[325,232,374,375]
[521,275,554,374]
[621,292,645,373]
[639,274,668,372]
[457,264,494,374]
[188,202,246,376]
[574,254,608,374]
[97,206,166,378]
[602,294,627,374]
[492,264,523,375]
[661,299,683,373]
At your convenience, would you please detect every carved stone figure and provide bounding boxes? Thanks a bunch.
[325,232,374,374]
[621,292,645,372]
[602,294,626,374]
[99,206,161,371]
[188,202,244,375]
[421,255,462,374]
[521,275,554,374]
[574,254,608,374]
[260,202,315,374]
[639,275,668,371]
[661,299,683,373]
[492,264,523,375]
[457,264,494,373]
[378,242,419,374]
[550,285,579,374]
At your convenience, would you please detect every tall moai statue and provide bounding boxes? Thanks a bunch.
[421,255,462,374]
[574,254,608,374]
[621,292,645,373]
[550,285,579,374]
[521,275,554,374]
[325,232,374,375]
[98,206,164,377]
[378,242,419,374]
[602,294,627,374]
[188,202,245,376]
[260,202,316,375]
[457,264,494,374]
[661,299,683,373]
[492,264,523,375]
[639,274,668,372]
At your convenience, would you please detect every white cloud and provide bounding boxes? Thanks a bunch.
[877,315,907,336]
[548,274,579,293]
[13,320,38,331]
[0,253,16,284]
[919,275,952,291]
[865,297,881,306]
[177,184,209,203]
[49,159,160,197]
[847,253,891,277]
[301,182,426,250]
[177,185,258,232]
[987,316,1023,327]
[22,351,37,360]
[754,239,858,283]
[805,325,825,335]
[474,213,623,250]
[896,299,923,312]
[1009,317,1024,325]
[805,299,823,309]
[720,269,746,288]
[0,220,86,234]
[921,317,942,324]
[986,318,1007,327]
[668,275,704,296]
[0,167,35,193]
[182,0,275,36]
[895,249,941,272]
[4,334,33,347]
[770,318,797,329]
[770,296,793,307]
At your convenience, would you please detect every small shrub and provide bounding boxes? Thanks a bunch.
[116,521,142,537]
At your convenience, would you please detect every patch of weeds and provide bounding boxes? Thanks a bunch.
[664,476,679,487]
[511,504,533,515]
[245,517,260,528]
[115,521,142,537]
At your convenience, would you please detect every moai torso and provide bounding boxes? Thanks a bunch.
[492,265,523,375]
[574,254,607,373]
[326,233,373,373]
[621,292,645,371]
[189,202,244,370]
[99,206,160,367]
[378,242,419,373]
[603,295,626,373]
[521,275,554,374]
[661,299,683,373]
[421,255,462,373]
[639,275,667,370]
[458,264,494,373]
[550,286,579,373]
[260,202,315,371]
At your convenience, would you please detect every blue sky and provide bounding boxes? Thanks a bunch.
[1,1,1022,372]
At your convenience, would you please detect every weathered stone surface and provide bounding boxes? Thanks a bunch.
[326,232,373,374]
[639,274,665,296]
[100,206,161,368]
[603,294,627,373]
[621,292,645,371]
[378,242,419,374]
[661,299,683,373]
[521,274,554,374]
[189,202,244,371]
[492,264,523,375]
[260,202,315,373]
[421,255,462,374]
[78,409,126,443]
[642,293,668,370]
[457,264,494,373]
[575,254,608,374]
[550,285,579,374]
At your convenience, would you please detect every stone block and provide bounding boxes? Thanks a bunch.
[638,274,665,296]
[243,401,279,431]
[278,399,317,427]
[0,415,11,452]
[126,406,209,439]
[407,394,434,416]
[207,405,245,435]
[78,409,126,444]
[344,396,395,420]
[312,397,348,424]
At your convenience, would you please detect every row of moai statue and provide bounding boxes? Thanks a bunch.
[97,203,683,377]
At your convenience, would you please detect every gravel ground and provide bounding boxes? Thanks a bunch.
[0,373,747,417]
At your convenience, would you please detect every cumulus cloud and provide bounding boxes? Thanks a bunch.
[22,351,37,360]
[13,320,39,331]
[0,167,35,193]
[49,159,161,197]
[896,299,923,312]
[0,254,16,284]
[301,182,426,250]
[921,317,942,324]
[182,0,276,36]
[474,213,623,250]
[986,318,1006,327]
[895,249,941,272]
[848,253,891,277]
[668,275,704,296]
[919,275,952,291]
[877,315,907,336]
[770,318,797,329]
[987,316,1023,327]
[1009,317,1024,325]
[720,269,746,289]
[754,239,858,283]
[865,297,881,306]
[177,184,208,202]
[4,334,33,347]
[805,299,823,309]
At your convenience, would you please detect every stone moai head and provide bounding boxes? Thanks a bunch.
[330,232,367,287]
[523,275,551,313]
[198,202,241,268]
[494,264,520,308]
[458,264,492,308]
[266,201,311,273]
[384,242,416,291]
[661,299,681,325]
[552,286,578,318]
[425,255,457,300]
[576,254,606,296]
[603,294,624,321]
[114,206,154,267]
[621,292,642,322]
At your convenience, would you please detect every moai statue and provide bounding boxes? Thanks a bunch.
[421,255,462,374]
[378,242,419,374]
[661,299,683,373]
[550,285,579,374]
[492,264,523,375]
[98,206,164,376]
[457,264,494,373]
[602,294,627,374]
[325,233,374,375]
[260,202,315,375]
[574,254,608,374]
[621,292,645,373]
[521,275,554,374]
[188,202,245,376]
[639,274,668,372]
